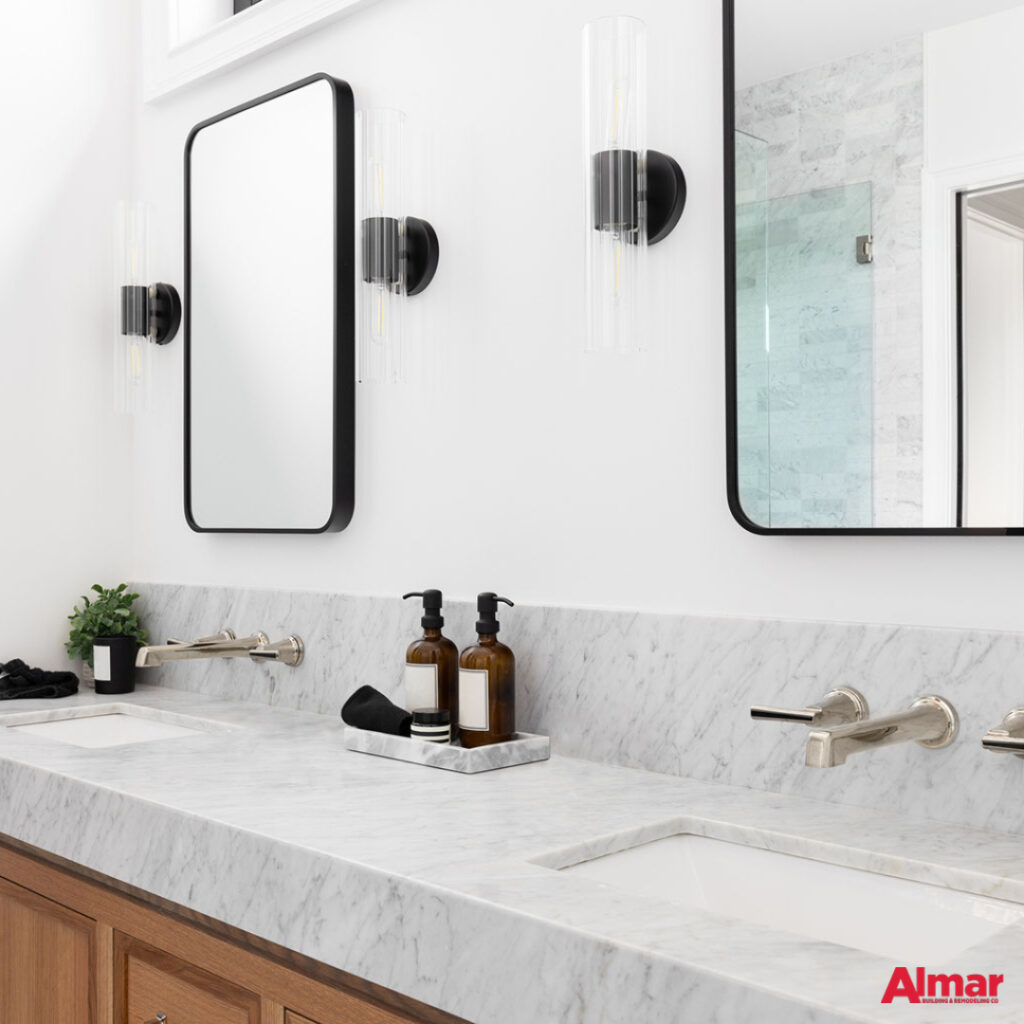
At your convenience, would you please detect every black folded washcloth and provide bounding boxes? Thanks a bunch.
[0,660,79,700]
[341,685,411,736]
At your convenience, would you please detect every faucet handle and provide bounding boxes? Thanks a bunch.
[751,687,869,727]
[167,629,236,646]
[982,707,1024,758]
[249,635,304,667]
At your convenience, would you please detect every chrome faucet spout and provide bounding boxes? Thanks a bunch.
[135,631,269,668]
[805,695,958,768]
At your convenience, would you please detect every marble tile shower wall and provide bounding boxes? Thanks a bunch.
[736,37,924,527]
[139,583,1024,836]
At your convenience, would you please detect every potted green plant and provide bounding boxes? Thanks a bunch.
[66,584,149,694]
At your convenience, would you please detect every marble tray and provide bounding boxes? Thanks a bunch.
[343,728,550,773]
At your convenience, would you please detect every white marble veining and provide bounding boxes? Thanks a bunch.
[1,685,1023,1023]
[137,582,1024,836]
[344,728,549,773]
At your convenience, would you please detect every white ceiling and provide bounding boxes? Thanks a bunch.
[736,0,1024,89]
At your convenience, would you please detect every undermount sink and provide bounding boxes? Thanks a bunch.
[559,834,1024,962]
[0,704,238,749]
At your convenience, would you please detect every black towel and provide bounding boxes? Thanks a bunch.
[341,685,411,736]
[0,660,79,700]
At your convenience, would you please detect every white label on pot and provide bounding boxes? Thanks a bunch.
[93,646,111,682]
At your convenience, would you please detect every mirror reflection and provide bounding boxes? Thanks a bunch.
[730,0,1024,530]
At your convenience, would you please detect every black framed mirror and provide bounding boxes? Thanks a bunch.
[184,73,355,533]
[724,0,1024,535]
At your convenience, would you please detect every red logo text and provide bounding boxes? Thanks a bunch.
[882,967,1003,1005]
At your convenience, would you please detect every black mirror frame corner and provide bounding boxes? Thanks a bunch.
[183,72,356,535]
[720,0,1013,537]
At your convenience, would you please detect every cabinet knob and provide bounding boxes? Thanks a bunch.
[143,1015,167,1024]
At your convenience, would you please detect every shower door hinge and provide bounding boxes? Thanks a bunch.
[856,235,874,264]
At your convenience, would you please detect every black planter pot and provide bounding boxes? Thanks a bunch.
[92,636,138,694]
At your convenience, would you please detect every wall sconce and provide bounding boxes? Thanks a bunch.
[583,16,686,354]
[114,200,181,413]
[356,108,439,384]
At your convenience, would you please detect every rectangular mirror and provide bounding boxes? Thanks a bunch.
[185,73,354,533]
[724,0,1024,534]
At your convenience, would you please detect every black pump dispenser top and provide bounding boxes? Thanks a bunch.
[475,592,514,635]
[403,590,444,630]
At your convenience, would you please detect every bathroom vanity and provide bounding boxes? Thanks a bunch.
[1,684,1023,1023]
[0,842,455,1023]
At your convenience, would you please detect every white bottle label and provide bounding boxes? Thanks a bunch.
[404,662,439,712]
[94,645,111,683]
[459,668,490,732]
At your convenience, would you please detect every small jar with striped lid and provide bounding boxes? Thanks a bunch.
[411,708,451,744]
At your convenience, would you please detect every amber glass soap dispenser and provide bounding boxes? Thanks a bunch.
[403,590,459,737]
[458,593,515,748]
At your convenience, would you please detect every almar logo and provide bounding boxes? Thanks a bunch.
[882,967,1004,1005]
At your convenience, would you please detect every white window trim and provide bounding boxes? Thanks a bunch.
[143,0,380,103]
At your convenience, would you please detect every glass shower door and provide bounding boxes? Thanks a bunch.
[735,154,874,529]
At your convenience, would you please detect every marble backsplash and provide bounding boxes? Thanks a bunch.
[136,583,1024,835]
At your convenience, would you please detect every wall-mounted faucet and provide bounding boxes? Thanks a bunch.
[751,687,869,728]
[804,695,958,768]
[136,629,303,668]
[982,708,1024,758]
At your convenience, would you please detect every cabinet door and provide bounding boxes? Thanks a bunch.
[0,874,96,1023]
[118,933,261,1024]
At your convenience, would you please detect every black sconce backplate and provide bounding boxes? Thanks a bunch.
[405,217,439,296]
[646,150,687,244]
[151,283,182,345]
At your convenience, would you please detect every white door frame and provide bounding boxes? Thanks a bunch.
[921,154,1024,526]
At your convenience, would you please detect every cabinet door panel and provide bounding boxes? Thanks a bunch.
[0,875,96,1023]
[118,933,260,1024]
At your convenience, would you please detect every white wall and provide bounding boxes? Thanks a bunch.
[925,5,1024,173]
[0,1,136,665]
[4,0,1024,667]
[119,0,1024,635]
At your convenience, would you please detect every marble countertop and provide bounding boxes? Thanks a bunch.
[0,686,1022,1023]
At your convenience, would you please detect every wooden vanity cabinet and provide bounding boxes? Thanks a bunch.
[0,875,97,1022]
[0,840,466,1024]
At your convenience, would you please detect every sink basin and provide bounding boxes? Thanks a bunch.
[559,834,1024,962]
[0,704,238,749]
